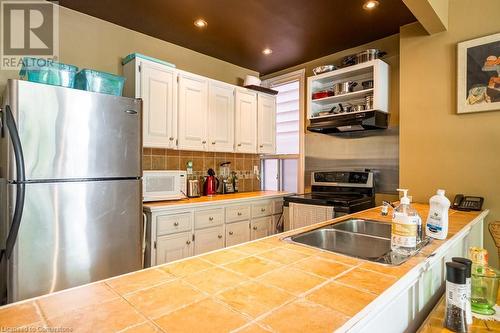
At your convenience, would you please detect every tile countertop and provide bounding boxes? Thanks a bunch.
[0,205,486,333]
[143,191,290,212]
[418,295,500,332]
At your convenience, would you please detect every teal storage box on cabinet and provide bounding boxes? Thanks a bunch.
[74,69,126,96]
[19,57,78,88]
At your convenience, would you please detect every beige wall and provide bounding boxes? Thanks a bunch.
[0,5,258,95]
[400,0,500,267]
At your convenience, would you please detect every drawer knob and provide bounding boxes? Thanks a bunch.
[169,137,174,141]
[173,222,179,226]
[218,234,223,239]
[261,208,266,212]
[228,231,234,235]
[212,141,216,145]
[252,226,258,230]
[237,143,242,147]
[186,240,191,245]
[259,144,264,148]
[237,212,242,216]
[202,140,207,144]
[209,217,214,221]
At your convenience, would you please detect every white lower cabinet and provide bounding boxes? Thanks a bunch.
[194,226,225,255]
[226,220,250,247]
[156,232,193,265]
[146,196,287,266]
[251,217,271,240]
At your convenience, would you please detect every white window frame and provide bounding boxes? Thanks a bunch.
[261,69,305,194]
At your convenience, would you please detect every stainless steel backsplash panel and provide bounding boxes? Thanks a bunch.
[305,126,399,194]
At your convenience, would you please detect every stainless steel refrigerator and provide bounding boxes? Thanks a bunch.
[0,79,142,304]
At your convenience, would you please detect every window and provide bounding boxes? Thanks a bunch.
[275,81,300,155]
[261,70,305,194]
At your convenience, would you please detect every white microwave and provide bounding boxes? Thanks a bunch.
[143,170,187,202]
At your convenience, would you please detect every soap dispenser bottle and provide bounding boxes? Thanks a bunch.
[391,189,419,255]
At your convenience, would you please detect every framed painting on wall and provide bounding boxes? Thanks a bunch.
[457,32,500,114]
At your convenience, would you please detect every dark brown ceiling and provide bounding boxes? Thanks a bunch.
[57,0,415,74]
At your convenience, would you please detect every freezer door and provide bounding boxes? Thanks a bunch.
[6,179,141,303]
[3,79,142,181]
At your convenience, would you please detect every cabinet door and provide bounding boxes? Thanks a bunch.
[194,226,224,255]
[226,220,250,247]
[156,232,193,265]
[235,89,257,153]
[208,82,234,152]
[140,62,177,148]
[178,73,208,151]
[251,217,271,240]
[257,94,276,154]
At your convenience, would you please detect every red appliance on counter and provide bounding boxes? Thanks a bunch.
[203,168,219,196]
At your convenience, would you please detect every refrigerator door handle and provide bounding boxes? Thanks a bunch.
[1,105,26,261]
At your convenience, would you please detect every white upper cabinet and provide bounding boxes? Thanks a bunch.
[123,58,177,148]
[257,93,276,154]
[208,81,235,152]
[235,89,258,153]
[124,56,277,153]
[177,72,209,151]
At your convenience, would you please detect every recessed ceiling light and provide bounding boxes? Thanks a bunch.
[194,18,207,28]
[262,48,273,55]
[363,0,379,10]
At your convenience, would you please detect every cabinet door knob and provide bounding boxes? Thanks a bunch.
[228,231,234,235]
[202,140,207,144]
[237,212,242,216]
[237,143,242,147]
[169,137,174,141]
[259,144,264,148]
[261,208,266,212]
[173,222,179,226]
[218,234,223,239]
[212,141,216,145]
[186,240,191,245]
[253,226,258,230]
[209,217,214,221]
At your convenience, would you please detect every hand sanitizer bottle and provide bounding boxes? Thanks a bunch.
[426,189,450,240]
[391,189,419,255]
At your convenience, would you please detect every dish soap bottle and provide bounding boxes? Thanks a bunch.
[391,189,419,255]
[426,189,450,240]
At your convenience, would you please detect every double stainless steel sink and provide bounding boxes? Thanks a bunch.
[283,218,429,266]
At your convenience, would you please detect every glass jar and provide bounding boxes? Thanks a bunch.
[471,264,499,315]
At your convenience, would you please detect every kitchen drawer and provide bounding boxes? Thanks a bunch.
[156,212,193,236]
[225,205,251,223]
[251,201,273,218]
[273,199,283,215]
[194,207,224,229]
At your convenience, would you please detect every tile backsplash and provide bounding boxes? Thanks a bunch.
[143,148,261,192]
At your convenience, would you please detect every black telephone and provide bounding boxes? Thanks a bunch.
[452,194,484,211]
